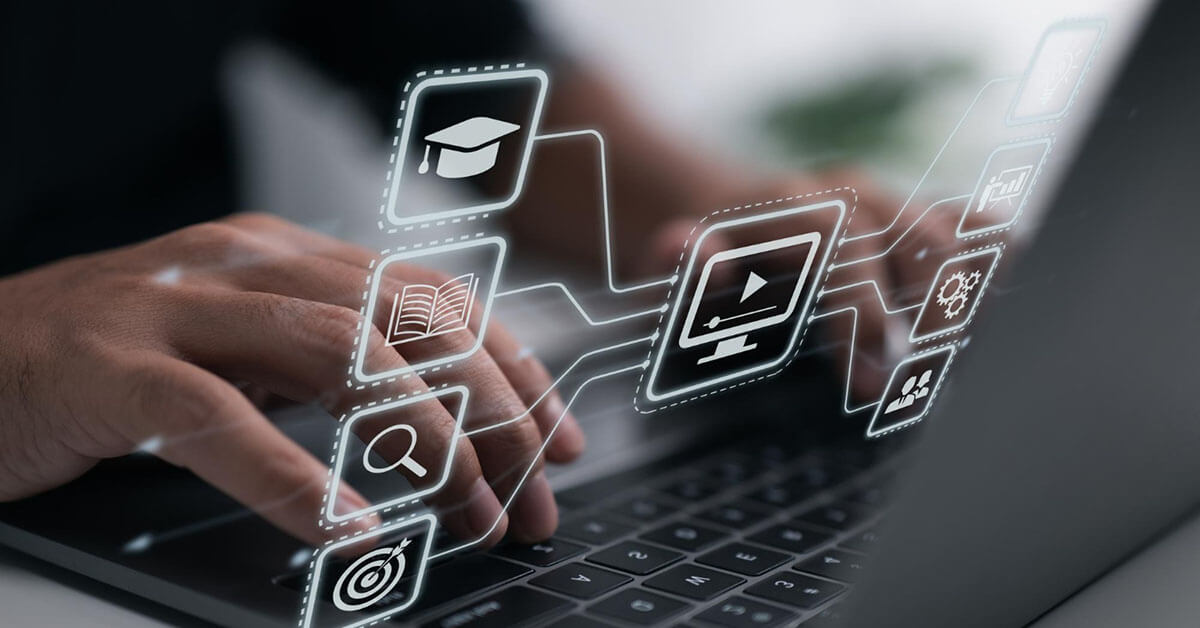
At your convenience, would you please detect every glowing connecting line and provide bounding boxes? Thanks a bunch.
[532,130,677,293]
[820,280,923,315]
[809,306,881,414]
[829,193,973,271]
[495,282,668,326]
[841,78,1017,244]
[464,335,655,437]
[431,361,649,559]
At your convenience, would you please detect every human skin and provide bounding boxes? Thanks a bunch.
[0,213,585,549]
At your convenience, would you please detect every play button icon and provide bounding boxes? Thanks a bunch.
[740,271,767,302]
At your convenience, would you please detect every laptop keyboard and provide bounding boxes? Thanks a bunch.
[278,439,895,627]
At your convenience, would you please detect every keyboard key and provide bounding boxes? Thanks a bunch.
[697,542,790,576]
[785,466,842,491]
[641,521,729,552]
[748,442,797,468]
[530,562,631,600]
[661,477,724,501]
[705,456,761,484]
[589,589,691,625]
[747,522,832,554]
[696,500,773,529]
[588,541,683,575]
[544,615,617,628]
[556,458,684,508]
[847,484,889,507]
[495,538,587,567]
[746,481,818,508]
[803,603,847,627]
[745,571,844,610]
[793,548,866,583]
[841,526,881,553]
[607,495,677,522]
[402,555,532,615]
[798,502,870,531]
[645,564,744,601]
[695,596,798,627]
[558,515,636,546]
[421,585,571,628]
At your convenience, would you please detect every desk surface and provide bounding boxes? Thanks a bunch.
[3,509,1199,627]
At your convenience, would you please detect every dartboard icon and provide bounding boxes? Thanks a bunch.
[332,538,411,612]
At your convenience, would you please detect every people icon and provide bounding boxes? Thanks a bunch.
[884,368,933,415]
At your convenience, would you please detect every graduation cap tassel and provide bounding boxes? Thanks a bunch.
[418,144,431,174]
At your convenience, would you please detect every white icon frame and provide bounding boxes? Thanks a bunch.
[354,237,506,384]
[301,513,437,628]
[909,247,1002,344]
[324,387,468,525]
[383,69,548,227]
[956,138,1053,239]
[1006,19,1106,126]
[866,344,956,439]
[643,200,845,404]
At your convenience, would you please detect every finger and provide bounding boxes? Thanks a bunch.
[216,255,553,458]
[822,210,896,400]
[220,215,471,331]
[222,213,375,268]
[219,216,560,540]
[348,385,507,548]
[477,321,584,464]
[421,337,559,544]
[377,319,559,543]
[168,291,511,546]
[215,250,401,332]
[883,198,963,294]
[215,247,486,371]
[112,354,379,549]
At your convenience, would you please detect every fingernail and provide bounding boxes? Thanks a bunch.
[547,394,586,459]
[353,511,383,534]
[334,488,370,518]
[553,416,586,459]
[329,493,381,555]
[337,491,380,535]
[509,472,557,543]
[465,477,505,539]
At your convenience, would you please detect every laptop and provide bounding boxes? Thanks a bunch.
[2,1,1198,626]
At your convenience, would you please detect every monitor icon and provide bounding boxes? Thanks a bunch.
[678,233,821,365]
[639,199,845,407]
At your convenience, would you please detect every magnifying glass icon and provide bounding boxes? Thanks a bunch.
[363,424,429,478]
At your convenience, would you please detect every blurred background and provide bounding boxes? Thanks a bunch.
[225,0,1147,363]
[229,0,1147,247]
[528,0,1143,173]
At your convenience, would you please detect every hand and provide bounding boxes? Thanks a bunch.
[0,213,584,549]
[642,170,961,399]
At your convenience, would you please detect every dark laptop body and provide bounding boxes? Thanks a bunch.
[847,0,1200,624]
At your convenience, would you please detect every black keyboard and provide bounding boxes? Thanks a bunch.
[278,439,896,627]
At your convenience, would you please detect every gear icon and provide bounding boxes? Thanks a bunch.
[936,271,968,303]
[962,270,982,291]
[935,270,982,319]
[942,293,968,318]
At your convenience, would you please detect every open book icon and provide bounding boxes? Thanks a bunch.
[385,273,479,346]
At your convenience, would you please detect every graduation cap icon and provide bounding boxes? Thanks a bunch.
[418,116,522,179]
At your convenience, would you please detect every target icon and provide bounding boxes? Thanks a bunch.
[332,538,412,612]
